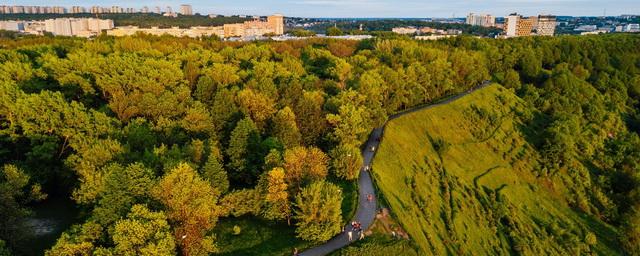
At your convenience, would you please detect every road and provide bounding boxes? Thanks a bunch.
[300,81,492,256]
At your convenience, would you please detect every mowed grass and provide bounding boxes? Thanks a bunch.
[215,217,313,256]
[371,85,622,255]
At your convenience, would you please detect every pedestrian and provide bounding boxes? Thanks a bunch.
[347,230,353,241]
[293,247,299,256]
[359,230,365,240]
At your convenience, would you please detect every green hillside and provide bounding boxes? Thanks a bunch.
[372,84,622,255]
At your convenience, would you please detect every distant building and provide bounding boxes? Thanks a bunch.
[574,25,597,31]
[392,27,418,34]
[110,6,123,14]
[0,21,25,31]
[415,34,458,40]
[180,5,193,15]
[154,6,161,14]
[505,14,533,37]
[581,29,609,35]
[505,13,553,37]
[108,14,284,38]
[44,18,113,37]
[536,15,556,36]
[141,6,149,13]
[268,14,284,35]
[623,23,640,32]
[70,6,85,14]
[466,13,496,27]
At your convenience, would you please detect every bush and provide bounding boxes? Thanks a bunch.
[233,225,242,235]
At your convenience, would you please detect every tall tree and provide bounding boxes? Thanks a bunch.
[111,204,176,256]
[226,117,261,184]
[330,144,363,180]
[92,163,155,227]
[272,107,302,149]
[294,181,342,242]
[237,88,276,130]
[262,167,291,223]
[202,143,229,194]
[283,147,329,189]
[154,163,221,256]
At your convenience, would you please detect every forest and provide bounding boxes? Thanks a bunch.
[0,32,639,255]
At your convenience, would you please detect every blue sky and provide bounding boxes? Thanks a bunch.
[6,0,640,18]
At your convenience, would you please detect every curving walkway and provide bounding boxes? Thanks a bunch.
[300,81,492,256]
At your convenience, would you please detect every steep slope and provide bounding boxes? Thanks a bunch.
[371,85,622,255]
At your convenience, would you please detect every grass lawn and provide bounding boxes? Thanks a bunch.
[371,84,623,255]
[215,216,312,256]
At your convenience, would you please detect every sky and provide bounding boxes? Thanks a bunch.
[6,0,640,18]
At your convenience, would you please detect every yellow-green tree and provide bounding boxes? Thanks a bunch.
[154,163,221,256]
[272,107,302,149]
[283,147,329,189]
[111,204,176,256]
[237,88,276,130]
[330,144,362,180]
[294,181,342,242]
[262,167,291,223]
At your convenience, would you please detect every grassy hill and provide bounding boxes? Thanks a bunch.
[371,85,622,255]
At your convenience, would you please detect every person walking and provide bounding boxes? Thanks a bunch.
[347,230,353,241]
[293,247,299,256]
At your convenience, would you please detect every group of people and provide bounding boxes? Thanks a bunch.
[346,221,365,241]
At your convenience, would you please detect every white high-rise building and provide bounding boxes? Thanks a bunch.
[466,13,496,27]
[44,18,113,37]
[180,4,193,15]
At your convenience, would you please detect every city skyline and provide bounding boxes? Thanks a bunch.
[2,0,639,18]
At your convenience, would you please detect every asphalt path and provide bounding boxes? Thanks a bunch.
[300,81,492,256]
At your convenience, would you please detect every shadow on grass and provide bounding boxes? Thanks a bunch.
[215,216,314,256]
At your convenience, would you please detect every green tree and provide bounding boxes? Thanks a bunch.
[111,204,176,256]
[272,107,302,149]
[503,69,522,90]
[295,91,328,145]
[154,163,221,256]
[92,163,155,227]
[202,143,229,194]
[226,117,261,184]
[0,164,46,246]
[294,181,343,242]
[210,87,239,134]
[326,27,344,36]
[219,189,261,217]
[330,144,363,180]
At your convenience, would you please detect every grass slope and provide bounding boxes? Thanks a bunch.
[372,85,622,255]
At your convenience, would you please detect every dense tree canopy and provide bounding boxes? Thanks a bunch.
[0,32,639,255]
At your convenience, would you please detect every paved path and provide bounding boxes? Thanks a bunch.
[300,81,492,256]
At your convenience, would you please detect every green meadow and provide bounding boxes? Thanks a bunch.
[371,85,622,255]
